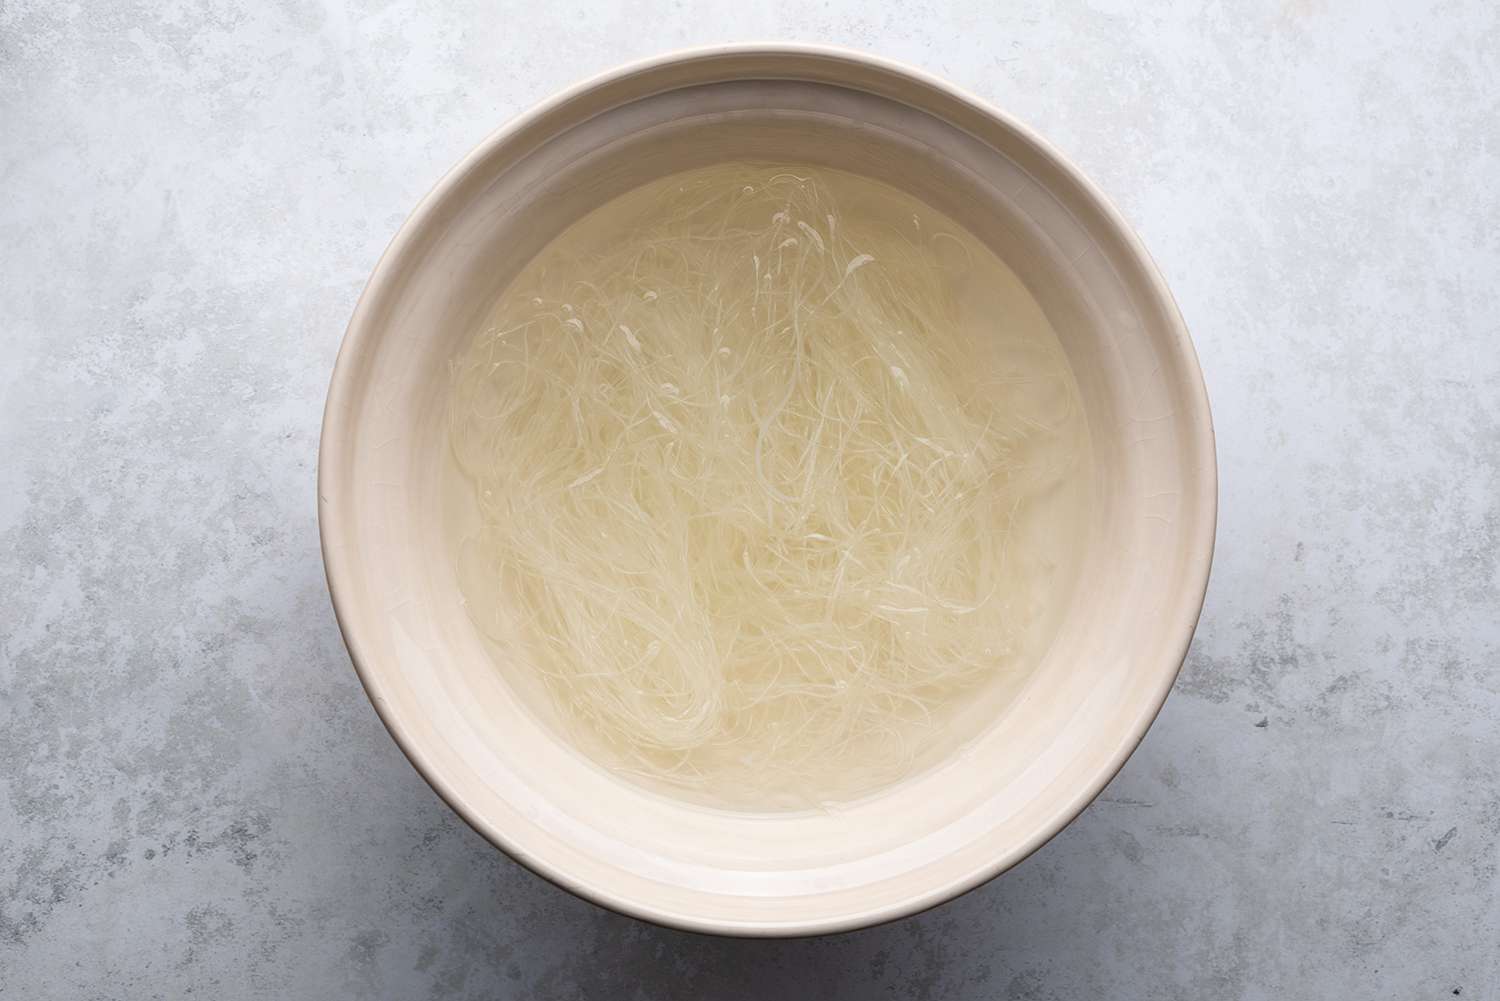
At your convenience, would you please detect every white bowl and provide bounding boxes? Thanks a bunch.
[318,44,1216,936]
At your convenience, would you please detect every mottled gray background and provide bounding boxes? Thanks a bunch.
[3,1,1497,998]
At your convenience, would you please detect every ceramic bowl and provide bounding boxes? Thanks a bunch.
[318,44,1216,936]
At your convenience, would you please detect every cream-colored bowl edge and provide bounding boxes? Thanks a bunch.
[318,42,1217,937]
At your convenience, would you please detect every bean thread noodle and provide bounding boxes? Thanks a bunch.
[449,165,1087,808]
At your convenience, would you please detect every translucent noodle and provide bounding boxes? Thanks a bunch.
[449,164,1085,807]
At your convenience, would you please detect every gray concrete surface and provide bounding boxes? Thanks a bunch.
[3,1,1498,998]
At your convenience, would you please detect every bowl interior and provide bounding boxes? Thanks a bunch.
[320,51,1214,934]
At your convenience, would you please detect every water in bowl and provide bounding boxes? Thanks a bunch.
[446,163,1091,809]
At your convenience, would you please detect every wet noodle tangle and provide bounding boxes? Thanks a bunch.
[450,165,1080,806]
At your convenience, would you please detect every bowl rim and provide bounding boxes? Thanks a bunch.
[318,41,1218,938]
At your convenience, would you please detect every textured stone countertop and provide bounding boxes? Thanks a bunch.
[3,3,1497,998]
